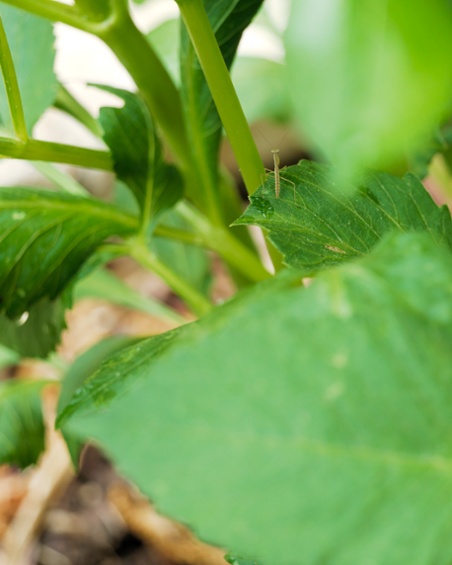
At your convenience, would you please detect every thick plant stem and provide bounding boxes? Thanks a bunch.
[128,240,213,317]
[0,16,27,140]
[98,14,190,173]
[175,0,265,196]
[0,138,112,170]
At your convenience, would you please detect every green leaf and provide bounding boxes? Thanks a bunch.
[56,232,452,564]
[0,291,71,358]
[180,0,264,205]
[0,4,57,132]
[58,335,141,466]
[285,0,452,180]
[57,326,185,426]
[225,553,260,565]
[0,188,137,318]
[153,209,212,296]
[0,379,48,468]
[234,161,452,272]
[97,86,183,228]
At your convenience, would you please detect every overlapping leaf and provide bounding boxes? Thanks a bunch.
[234,160,452,271]
[58,232,452,564]
[0,379,48,468]
[285,0,452,180]
[98,87,183,228]
[0,292,71,358]
[0,188,137,318]
[58,335,141,465]
[0,4,57,132]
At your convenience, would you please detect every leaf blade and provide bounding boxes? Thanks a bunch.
[234,161,452,271]
[0,188,137,318]
[285,0,452,179]
[60,232,452,565]
[0,379,48,468]
[97,86,183,229]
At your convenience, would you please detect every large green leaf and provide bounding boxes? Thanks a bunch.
[0,4,57,132]
[58,232,452,564]
[0,188,137,318]
[98,86,183,228]
[234,161,452,271]
[0,379,48,468]
[58,335,141,465]
[0,291,71,358]
[285,0,452,180]
[57,326,185,425]
[180,0,264,206]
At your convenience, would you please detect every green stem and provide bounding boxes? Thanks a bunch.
[0,0,88,29]
[5,0,190,174]
[54,84,104,138]
[0,137,112,170]
[99,14,190,173]
[127,240,213,317]
[33,162,90,197]
[0,16,27,140]
[154,225,205,247]
[109,0,129,20]
[177,202,271,283]
[175,0,265,195]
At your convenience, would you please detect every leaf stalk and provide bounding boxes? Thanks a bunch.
[0,16,28,140]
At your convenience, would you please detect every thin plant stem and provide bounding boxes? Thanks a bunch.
[127,240,213,317]
[176,202,271,283]
[54,84,104,138]
[0,16,27,140]
[99,14,190,173]
[0,137,112,170]
[3,0,190,174]
[154,225,205,247]
[33,162,90,197]
[175,0,265,195]
[0,0,88,30]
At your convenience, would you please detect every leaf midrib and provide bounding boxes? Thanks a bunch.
[0,198,138,229]
[152,425,452,474]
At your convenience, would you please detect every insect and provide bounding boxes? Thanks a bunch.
[267,147,295,200]
[257,129,296,199]
[271,148,281,197]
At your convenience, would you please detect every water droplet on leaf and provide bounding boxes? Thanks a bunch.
[251,196,274,218]
[17,311,29,326]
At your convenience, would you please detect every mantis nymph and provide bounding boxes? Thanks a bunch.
[269,147,295,200]
[271,148,281,197]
